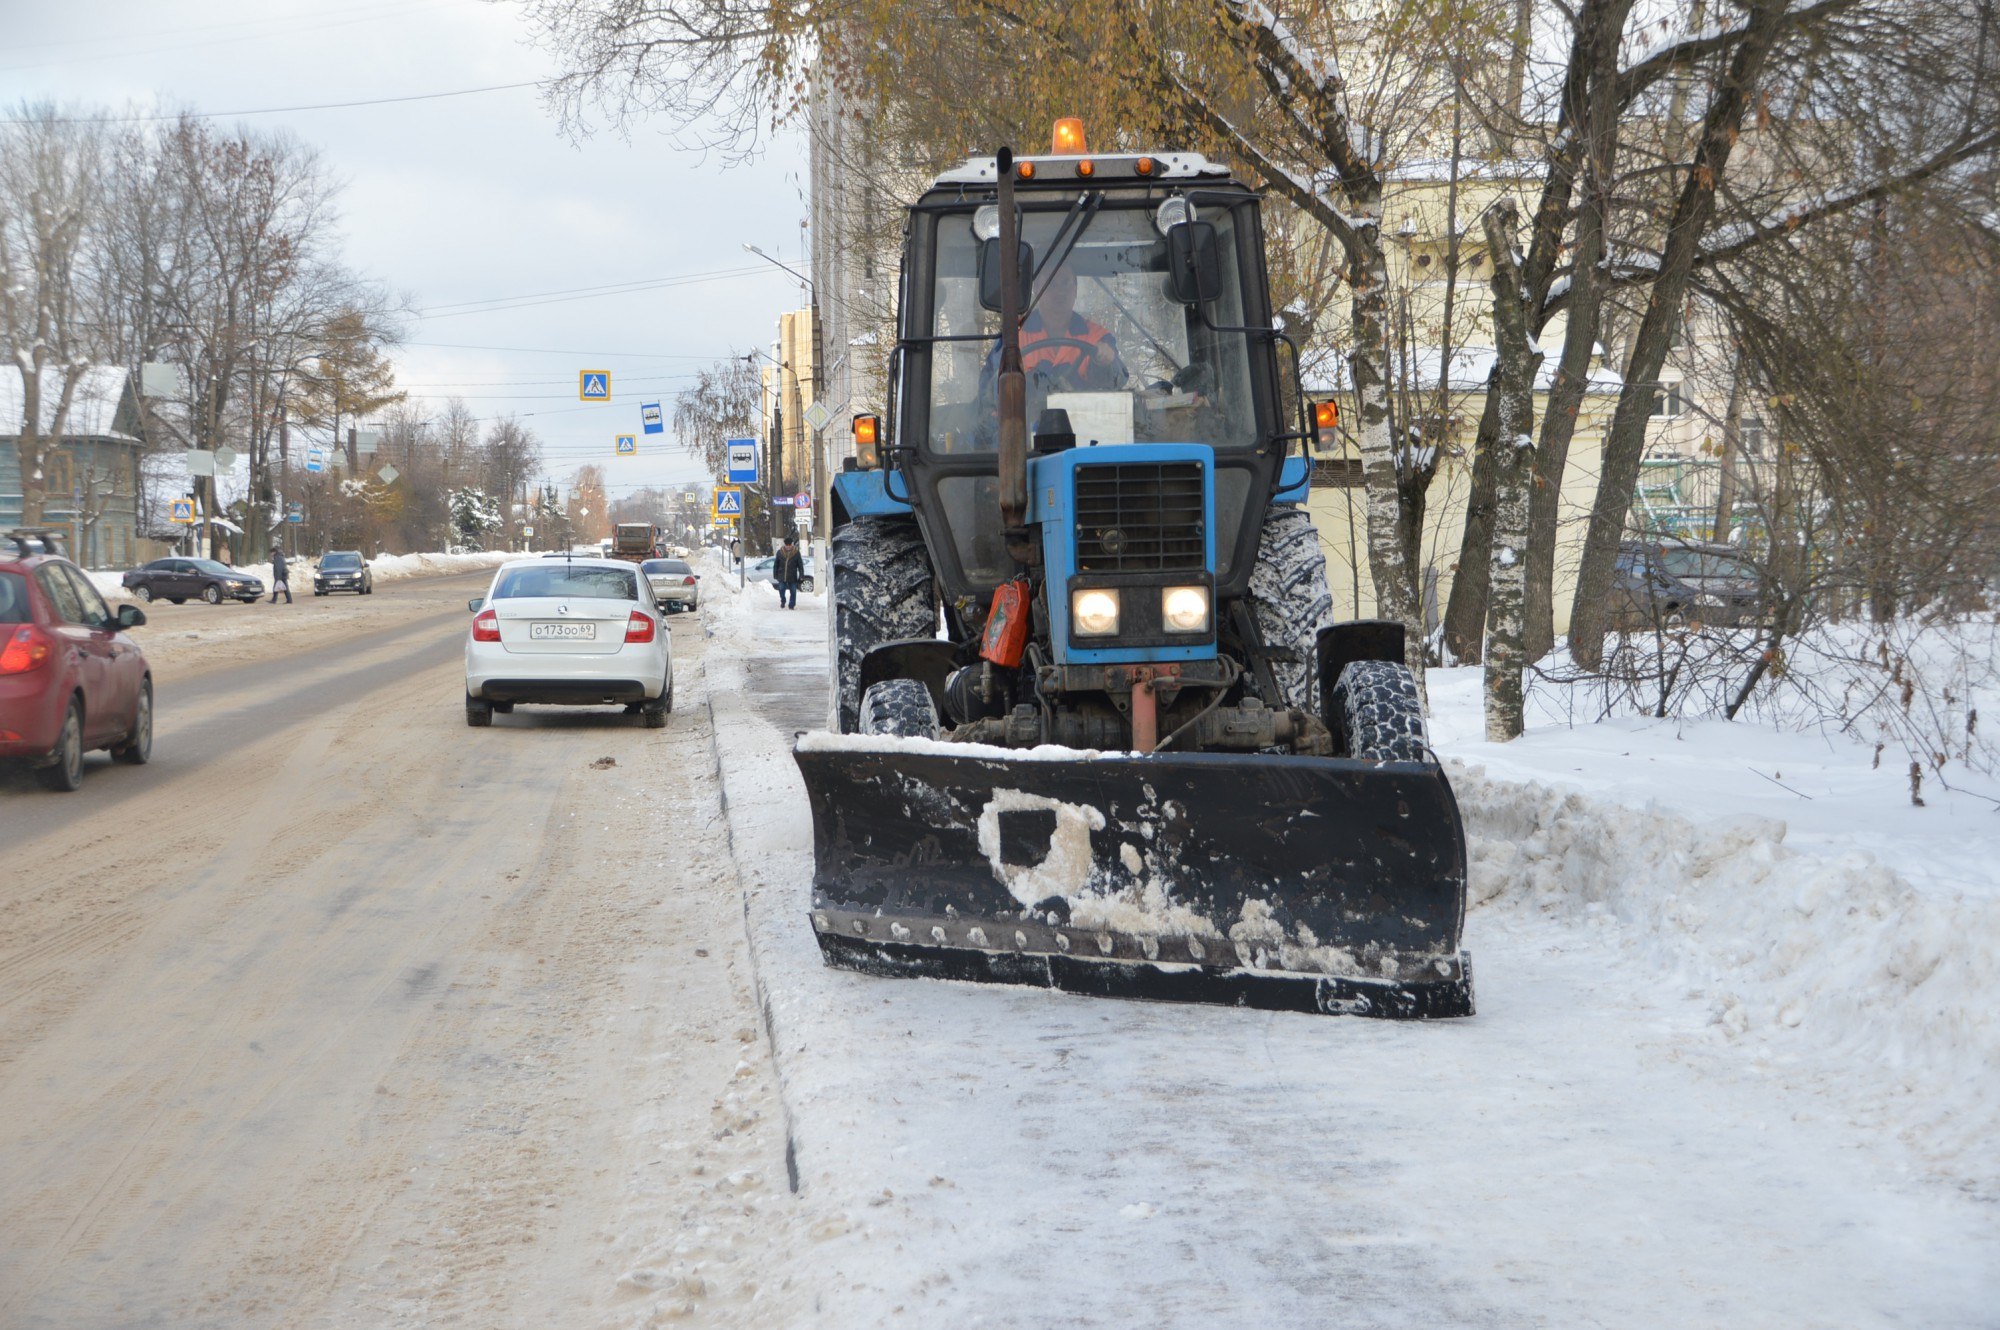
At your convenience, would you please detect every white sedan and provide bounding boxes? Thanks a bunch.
[464,557,673,727]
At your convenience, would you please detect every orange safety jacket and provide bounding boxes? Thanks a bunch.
[989,311,1124,383]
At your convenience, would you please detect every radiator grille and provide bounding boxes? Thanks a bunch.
[1073,462,1206,573]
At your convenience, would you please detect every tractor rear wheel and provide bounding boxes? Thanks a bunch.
[830,516,936,733]
[858,678,940,739]
[1245,505,1334,712]
[1333,659,1430,762]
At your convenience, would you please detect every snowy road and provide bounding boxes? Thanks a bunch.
[704,572,2000,1330]
[0,578,806,1328]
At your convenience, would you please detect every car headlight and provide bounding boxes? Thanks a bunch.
[1071,588,1120,637]
[1162,585,1211,633]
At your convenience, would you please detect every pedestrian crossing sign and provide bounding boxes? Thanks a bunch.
[579,370,611,401]
[713,486,744,518]
[615,434,637,456]
[169,498,195,524]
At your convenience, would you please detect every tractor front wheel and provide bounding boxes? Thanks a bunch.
[830,516,936,733]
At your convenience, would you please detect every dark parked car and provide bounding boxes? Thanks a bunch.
[1612,539,1766,630]
[122,557,263,605]
[314,550,373,596]
[1,532,153,791]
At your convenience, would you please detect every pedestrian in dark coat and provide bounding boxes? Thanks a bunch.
[772,537,804,610]
[269,546,292,604]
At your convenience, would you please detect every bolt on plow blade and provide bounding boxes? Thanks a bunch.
[793,736,1473,1019]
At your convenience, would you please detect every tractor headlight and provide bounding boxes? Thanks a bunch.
[973,204,1001,241]
[1162,585,1211,633]
[1071,588,1120,637]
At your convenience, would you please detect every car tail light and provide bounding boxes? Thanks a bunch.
[625,610,656,643]
[471,609,500,642]
[0,625,51,674]
[682,576,696,586]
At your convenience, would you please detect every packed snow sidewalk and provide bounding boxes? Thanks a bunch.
[690,559,1999,1328]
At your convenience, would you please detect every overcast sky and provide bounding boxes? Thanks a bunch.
[0,0,811,498]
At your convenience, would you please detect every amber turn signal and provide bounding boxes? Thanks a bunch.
[1314,400,1340,432]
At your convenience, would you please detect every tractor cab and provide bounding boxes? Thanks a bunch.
[840,126,1304,648]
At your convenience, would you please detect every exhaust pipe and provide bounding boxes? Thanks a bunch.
[994,147,1030,560]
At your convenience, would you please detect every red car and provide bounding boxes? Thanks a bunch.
[0,532,154,791]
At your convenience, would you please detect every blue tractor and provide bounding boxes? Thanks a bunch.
[796,127,1472,1018]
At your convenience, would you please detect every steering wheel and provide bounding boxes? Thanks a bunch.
[1021,335,1115,390]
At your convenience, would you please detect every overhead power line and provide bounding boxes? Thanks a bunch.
[402,340,731,359]
[414,264,793,319]
[4,81,544,126]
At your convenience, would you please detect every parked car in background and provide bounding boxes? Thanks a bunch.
[640,558,700,612]
[464,557,674,728]
[121,557,263,605]
[1611,539,1766,630]
[313,550,373,596]
[1,532,153,790]
[744,553,815,592]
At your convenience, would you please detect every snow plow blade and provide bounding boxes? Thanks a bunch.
[793,738,1473,1019]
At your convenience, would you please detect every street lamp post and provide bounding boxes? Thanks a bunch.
[743,244,825,545]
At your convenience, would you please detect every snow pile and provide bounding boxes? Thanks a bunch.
[86,549,513,601]
[1451,760,2000,1199]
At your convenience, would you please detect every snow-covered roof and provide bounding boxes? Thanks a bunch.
[0,366,140,442]
[1384,158,1548,183]
[1307,346,1624,394]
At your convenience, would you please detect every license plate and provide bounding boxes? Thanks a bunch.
[529,622,595,640]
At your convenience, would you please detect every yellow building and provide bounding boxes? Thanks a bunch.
[760,308,819,504]
[1301,166,1689,636]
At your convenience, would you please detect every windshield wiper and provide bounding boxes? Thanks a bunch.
[1026,191,1102,313]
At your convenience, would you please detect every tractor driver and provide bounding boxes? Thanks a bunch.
[986,262,1130,393]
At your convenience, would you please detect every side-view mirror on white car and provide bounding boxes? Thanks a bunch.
[468,597,484,612]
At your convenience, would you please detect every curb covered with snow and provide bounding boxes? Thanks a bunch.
[1454,760,2000,1198]
[85,549,514,601]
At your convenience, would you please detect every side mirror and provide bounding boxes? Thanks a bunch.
[468,597,485,612]
[978,237,1034,313]
[116,604,146,629]
[1166,221,1222,304]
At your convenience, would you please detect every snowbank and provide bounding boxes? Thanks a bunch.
[1430,664,2000,1198]
[1455,763,2000,1198]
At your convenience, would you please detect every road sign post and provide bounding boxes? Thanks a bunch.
[726,438,760,485]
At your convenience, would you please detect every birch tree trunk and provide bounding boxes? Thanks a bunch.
[1348,217,1427,684]
[1567,0,1794,670]
[1522,0,1631,660]
[1481,199,1542,741]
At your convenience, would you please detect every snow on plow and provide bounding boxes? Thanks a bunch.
[794,734,1474,1019]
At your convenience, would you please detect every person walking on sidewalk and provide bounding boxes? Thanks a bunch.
[772,536,804,610]
[269,544,293,604]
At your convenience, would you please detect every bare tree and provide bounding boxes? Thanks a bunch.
[0,103,106,526]
[672,355,761,481]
